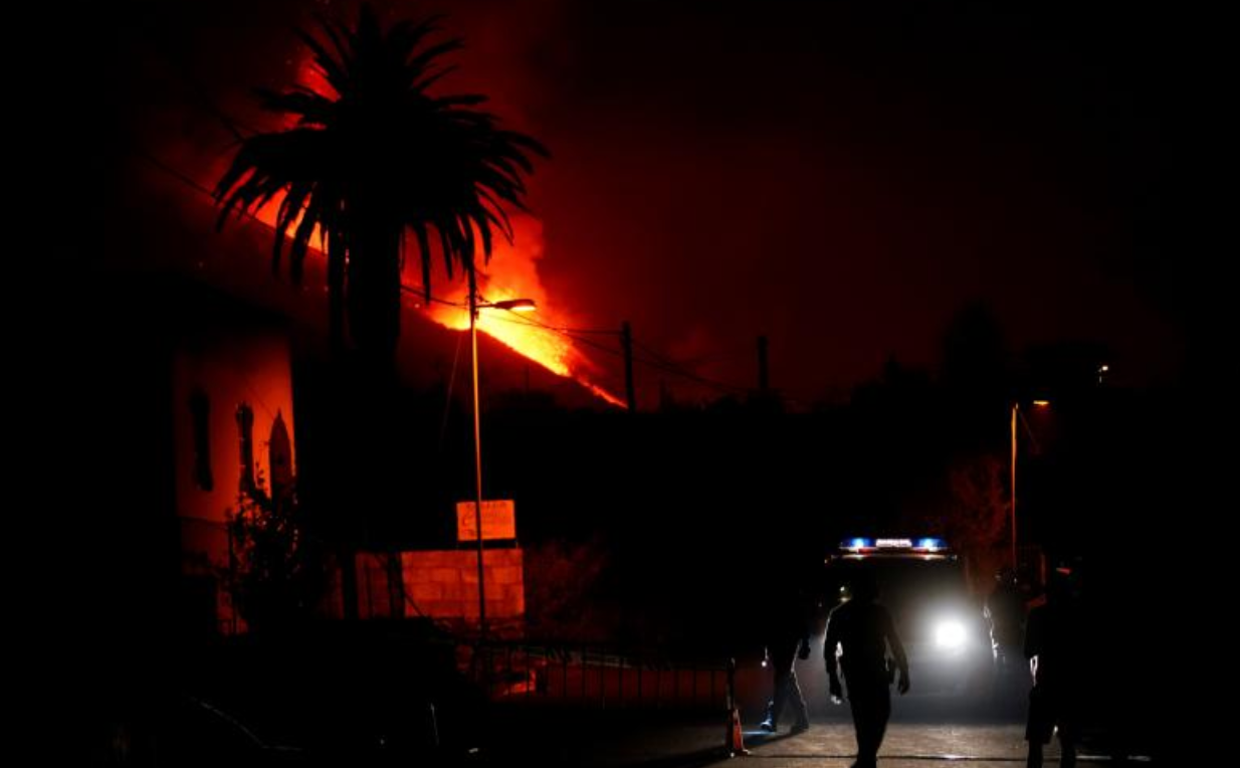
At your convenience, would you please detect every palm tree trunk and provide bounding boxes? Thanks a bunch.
[346,219,402,371]
[328,231,346,358]
[340,214,402,622]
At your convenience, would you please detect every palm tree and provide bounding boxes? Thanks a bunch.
[215,4,546,366]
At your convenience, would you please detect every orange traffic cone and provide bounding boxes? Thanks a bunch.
[726,705,749,757]
[724,658,749,757]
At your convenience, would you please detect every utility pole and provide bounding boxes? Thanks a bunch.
[622,321,636,413]
[757,335,769,395]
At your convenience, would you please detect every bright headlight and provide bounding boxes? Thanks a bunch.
[934,619,968,650]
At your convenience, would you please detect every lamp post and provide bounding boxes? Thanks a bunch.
[1010,400,1049,569]
[467,281,535,638]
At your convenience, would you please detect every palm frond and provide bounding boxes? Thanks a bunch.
[215,3,546,357]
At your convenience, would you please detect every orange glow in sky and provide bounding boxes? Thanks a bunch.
[249,192,621,406]
[232,60,625,406]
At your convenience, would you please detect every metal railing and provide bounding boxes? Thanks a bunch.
[469,640,729,709]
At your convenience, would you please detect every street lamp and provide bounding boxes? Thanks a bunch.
[1009,400,1049,569]
[468,285,535,638]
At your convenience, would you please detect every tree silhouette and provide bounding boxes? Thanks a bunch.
[223,472,326,632]
[215,4,547,366]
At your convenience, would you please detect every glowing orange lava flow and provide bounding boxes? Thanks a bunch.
[234,61,625,408]
[426,298,571,376]
[427,294,626,409]
[419,218,627,408]
[248,198,623,407]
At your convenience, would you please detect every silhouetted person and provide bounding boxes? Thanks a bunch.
[1024,569,1084,768]
[825,572,909,768]
[759,584,816,733]
[985,568,1026,675]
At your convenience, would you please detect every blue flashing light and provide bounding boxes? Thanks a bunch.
[916,537,946,550]
[843,537,874,550]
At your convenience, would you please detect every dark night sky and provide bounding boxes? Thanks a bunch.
[85,0,1206,403]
